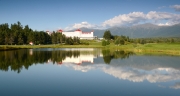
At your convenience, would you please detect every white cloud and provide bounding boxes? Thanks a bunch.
[102,12,146,27]
[63,63,107,72]
[64,21,98,31]
[171,5,180,11]
[103,67,180,83]
[62,11,180,30]
[170,82,180,89]
[102,11,180,27]
[146,11,173,20]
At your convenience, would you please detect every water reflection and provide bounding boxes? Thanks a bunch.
[102,66,180,83]
[171,82,180,89]
[102,49,133,64]
[0,48,131,73]
[60,61,180,89]
[0,48,180,90]
[0,48,102,73]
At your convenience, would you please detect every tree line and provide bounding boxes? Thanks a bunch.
[102,30,180,46]
[0,21,81,45]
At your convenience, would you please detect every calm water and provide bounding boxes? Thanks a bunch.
[0,48,180,96]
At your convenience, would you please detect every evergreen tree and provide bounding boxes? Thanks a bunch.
[103,30,112,40]
[51,31,57,44]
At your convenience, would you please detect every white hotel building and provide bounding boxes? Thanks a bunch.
[56,29,97,40]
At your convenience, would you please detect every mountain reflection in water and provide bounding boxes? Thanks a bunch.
[0,48,180,90]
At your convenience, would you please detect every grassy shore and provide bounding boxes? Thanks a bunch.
[103,43,180,56]
[1,42,180,55]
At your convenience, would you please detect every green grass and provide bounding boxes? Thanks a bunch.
[137,43,180,50]
[137,43,180,55]
[0,43,103,49]
[103,43,180,56]
[0,46,20,51]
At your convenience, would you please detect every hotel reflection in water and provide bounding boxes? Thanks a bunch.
[41,48,103,65]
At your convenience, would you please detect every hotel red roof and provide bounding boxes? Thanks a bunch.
[58,29,63,32]
[76,29,81,31]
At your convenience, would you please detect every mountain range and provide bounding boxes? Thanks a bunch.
[77,23,180,38]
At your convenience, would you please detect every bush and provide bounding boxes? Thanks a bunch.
[102,40,110,46]
[114,37,125,45]
[80,41,89,45]
[102,40,106,46]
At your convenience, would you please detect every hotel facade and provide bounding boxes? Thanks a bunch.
[57,29,97,40]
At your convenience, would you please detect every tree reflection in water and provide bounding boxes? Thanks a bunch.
[0,49,80,73]
[102,49,134,64]
[0,48,134,73]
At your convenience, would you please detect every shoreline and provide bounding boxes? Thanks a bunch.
[1,44,180,56]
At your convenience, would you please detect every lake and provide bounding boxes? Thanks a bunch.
[0,48,180,96]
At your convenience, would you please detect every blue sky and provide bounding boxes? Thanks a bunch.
[1,0,180,31]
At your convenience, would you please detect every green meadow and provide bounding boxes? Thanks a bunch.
[104,43,180,56]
